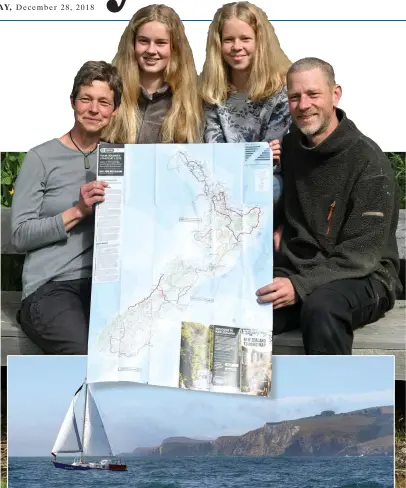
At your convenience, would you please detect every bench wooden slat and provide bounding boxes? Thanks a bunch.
[1,338,43,359]
[273,301,406,350]
[1,290,21,306]
[273,301,405,348]
[1,290,23,336]
[1,291,43,365]
[1,291,22,335]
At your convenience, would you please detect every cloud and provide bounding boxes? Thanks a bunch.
[235,388,394,422]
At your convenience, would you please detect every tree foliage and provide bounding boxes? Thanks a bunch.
[1,152,25,207]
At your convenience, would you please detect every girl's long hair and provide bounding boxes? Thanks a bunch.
[103,4,203,143]
[200,1,291,105]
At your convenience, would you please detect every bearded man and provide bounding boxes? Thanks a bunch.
[256,57,402,355]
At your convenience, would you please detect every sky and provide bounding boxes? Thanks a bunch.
[7,355,394,456]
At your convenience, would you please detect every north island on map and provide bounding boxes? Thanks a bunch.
[87,142,274,396]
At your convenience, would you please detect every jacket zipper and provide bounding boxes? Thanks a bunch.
[326,201,336,235]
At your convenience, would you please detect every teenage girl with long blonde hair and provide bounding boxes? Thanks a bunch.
[201,1,291,204]
[104,4,203,144]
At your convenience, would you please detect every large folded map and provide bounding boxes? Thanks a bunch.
[87,143,274,396]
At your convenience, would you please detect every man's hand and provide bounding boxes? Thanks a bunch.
[256,277,296,309]
[76,181,108,217]
[269,139,281,163]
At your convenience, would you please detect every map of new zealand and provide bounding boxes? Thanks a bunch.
[87,143,274,396]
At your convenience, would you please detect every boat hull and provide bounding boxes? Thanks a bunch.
[108,463,127,471]
[53,461,91,470]
[52,461,127,471]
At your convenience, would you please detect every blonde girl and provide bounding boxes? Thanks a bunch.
[201,1,291,202]
[104,4,203,144]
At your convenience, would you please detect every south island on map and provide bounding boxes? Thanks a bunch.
[87,142,274,396]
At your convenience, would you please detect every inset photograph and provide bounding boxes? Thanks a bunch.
[7,355,395,487]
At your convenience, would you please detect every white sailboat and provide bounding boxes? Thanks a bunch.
[51,381,127,471]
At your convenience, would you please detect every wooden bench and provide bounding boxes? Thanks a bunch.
[1,208,405,378]
[1,290,42,360]
[1,208,43,365]
[273,300,405,379]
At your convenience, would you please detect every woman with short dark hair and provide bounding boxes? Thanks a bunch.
[11,60,123,354]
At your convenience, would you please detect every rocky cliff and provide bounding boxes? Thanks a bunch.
[127,406,393,458]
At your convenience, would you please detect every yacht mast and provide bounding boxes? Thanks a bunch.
[80,379,88,463]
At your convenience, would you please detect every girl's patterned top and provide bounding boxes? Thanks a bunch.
[204,86,291,144]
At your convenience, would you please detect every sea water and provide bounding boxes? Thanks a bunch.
[8,455,394,488]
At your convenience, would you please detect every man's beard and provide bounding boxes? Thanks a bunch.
[297,112,331,137]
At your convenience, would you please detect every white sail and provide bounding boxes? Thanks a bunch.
[83,386,113,457]
[52,385,83,454]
